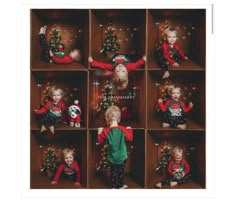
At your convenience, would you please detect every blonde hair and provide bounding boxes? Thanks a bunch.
[105,105,121,125]
[163,27,177,38]
[70,49,82,61]
[48,86,64,99]
[62,148,75,158]
[167,84,181,96]
[172,146,183,159]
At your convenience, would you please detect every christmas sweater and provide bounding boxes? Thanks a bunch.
[90,58,145,72]
[167,159,190,176]
[158,99,193,117]
[51,54,73,64]
[97,126,133,164]
[53,160,81,183]
[160,41,185,65]
[35,100,66,118]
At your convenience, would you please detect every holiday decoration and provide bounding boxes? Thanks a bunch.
[121,107,132,120]
[100,24,120,57]
[156,143,172,175]
[49,29,65,53]
[40,82,52,108]
[67,100,81,127]
[96,142,110,175]
[41,146,58,177]
[97,80,117,112]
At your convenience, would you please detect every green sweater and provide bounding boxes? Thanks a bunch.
[97,126,133,164]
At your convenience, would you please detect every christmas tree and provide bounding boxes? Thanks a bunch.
[97,80,117,112]
[49,29,65,53]
[100,25,120,55]
[40,82,51,108]
[96,142,110,174]
[41,146,58,177]
[156,143,172,175]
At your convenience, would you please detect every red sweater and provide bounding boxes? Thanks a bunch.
[53,160,81,183]
[35,100,66,115]
[91,58,145,72]
[167,159,190,175]
[158,99,193,113]
[161,41,185,65]
[51,55,73,64]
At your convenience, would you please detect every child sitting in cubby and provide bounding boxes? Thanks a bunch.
[156,27,188,79]
[51,148,81,187]
[34,86,66,134]
[88,54,146,90]
[97,105,133,189]
[39,26,81,64]
[156,146,191,188]
[157,84,193,130]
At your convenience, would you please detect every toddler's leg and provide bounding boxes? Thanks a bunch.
[40,125,47,133]
[162,122,170,128]
[177,124,186,130]
[118,162,127,189]
[110,164,118,189]
[170,181,178,187]
[48,125,55,134]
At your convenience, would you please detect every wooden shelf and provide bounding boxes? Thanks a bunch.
[30,9,206,189]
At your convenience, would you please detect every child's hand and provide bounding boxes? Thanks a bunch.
[181,171,185,177]
[74,182,80,187]
[59,44,63,48]
[172,62,179,67]
[162,71,170,79]
[88,56,93,63]
[142,55,146,62]
[158,98,163,103]
[49,50,53,57]
[189,102,193,108]
[51,181,57,185]
[126,126,131,129]
[98,127,104,134]
[184,56,188,60]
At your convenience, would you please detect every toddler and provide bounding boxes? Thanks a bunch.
[89,54,146,90]
[156,27,188,79]
[51,148,81,187]
[34,86,66,134]
[97,105,133,189]
[157,85,193,130]
[39,26,81,64]
[156,146,191,188]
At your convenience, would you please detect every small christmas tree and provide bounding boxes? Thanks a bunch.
[156,143,172,175]
[96,142,110,174]
[97,80,117,112]
[40,82,51,108]
[41,146,58,177]
[100,25,120,55]
[49,29,65,53]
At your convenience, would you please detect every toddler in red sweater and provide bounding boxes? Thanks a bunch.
[51,148,81,187]
[39,26,81,64]
[156,146,191,188]
[156,27,188,79]
[157,84,193,130]
[34,86,66,134]
[89,54,146,90]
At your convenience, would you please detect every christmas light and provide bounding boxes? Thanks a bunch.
[37,84,42,88]
[155,22,160,25]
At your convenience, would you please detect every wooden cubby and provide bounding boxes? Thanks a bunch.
[30,9,206,189]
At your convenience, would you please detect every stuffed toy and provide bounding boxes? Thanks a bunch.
[67,100,81,127]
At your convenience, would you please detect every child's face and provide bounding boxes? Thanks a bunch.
[69,50,80,59]
[52,90,62,103]
[166,31,177,45]
[114,64,128,80]
[174,155,182,163]
[171,88,181,101]
[64,152,74,165]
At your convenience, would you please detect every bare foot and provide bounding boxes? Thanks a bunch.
[170,181,178,187]
[162,122,170,128]
[49,125,55,134]
[177,124,186,130]
[156,183,162,188]
[162,71,170,79]
[40,125,47,133]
